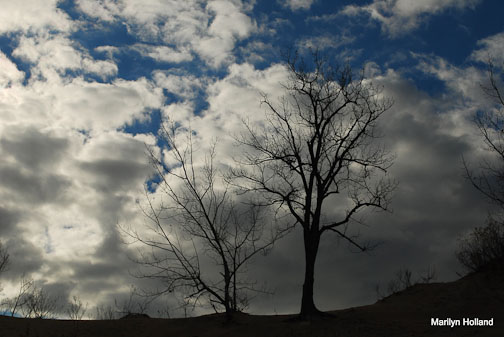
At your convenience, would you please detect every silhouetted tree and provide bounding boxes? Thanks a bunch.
[465,61,504,208]
[231,51,395,318]
[2,275,34,317]
[456,217,504,273]
[0,242,8,296]
[461,61,504,274]
[66,295,87,320]
[22,286,59,319]
[95,303,116,320]
[0,242,8,277]
[124,120,282,319]
[114,285,150,317]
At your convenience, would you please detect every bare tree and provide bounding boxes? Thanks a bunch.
[0,242,8,277]
[375,266,437,300]
[230,51,395,317]
[456,217,504,273]
[115,285,151,317]
[124,121,282,319]
[0,241,8,298]
[2,275,34,317]
[95,303,116,320]
[465,61,504,209]
[66,295,88,320]
[22,286,59,319]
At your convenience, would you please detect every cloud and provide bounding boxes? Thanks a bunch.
[341,0,481,37]
[0,0,73,34]
[413,53,488,107]
[0,52,25,87]
[132,44,193,63]
[0,43,162,313]
[13,34,118,82]
[76,0,256,68]
[471,31,504,67]
[280,0,316,11]
[296,32,355,51]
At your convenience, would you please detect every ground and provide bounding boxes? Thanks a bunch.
[0,271,502,337]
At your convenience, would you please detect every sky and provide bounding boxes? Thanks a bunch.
[0,0,503,318]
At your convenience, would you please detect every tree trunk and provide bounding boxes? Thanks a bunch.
[300,231,321,318]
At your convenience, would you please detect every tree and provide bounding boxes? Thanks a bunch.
[124,120,282,319]
[0,242,8,277]
[21,286,59,319]
[464,61,504,209]
[231,51,395,317]
[2,275,34,317]
[456,217,504,273]
[0,242,8,294]
[66,295,88,320]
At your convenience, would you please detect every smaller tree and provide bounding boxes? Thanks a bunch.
[95,303,116,320]
[22,286,59,319]
[124,120,283,319]
[0,242,8,277]
[0,242,8,296]
[456,217,504,273]
[3,275,35,317]
[66,295,88,320]
[375,266,436,300]
[114,285,151,317]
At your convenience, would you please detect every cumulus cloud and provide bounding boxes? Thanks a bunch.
[0,0,73,34]
[132,44,193,63]
[77,0,256,68]
[0,51,25,87]
[13,34,118,81]
[0,43,162,313]
[341,0,481,37]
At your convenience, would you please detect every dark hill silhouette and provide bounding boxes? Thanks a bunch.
[0,270,502,337]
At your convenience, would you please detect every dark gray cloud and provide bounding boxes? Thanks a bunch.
[2,237,45,280]
[1,127,69,170]
[80,159,149,193]
[0,164,72,204]
[0,206,21,236]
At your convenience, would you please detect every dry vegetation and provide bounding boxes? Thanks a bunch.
[0,269,502,337]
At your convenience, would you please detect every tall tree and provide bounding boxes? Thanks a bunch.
[231,52,396,317]
[124,120,281,319]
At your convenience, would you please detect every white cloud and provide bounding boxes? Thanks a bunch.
[49,77,163,132]
[13,34,118,81]
[0,51,25,87]
[76,0,256,67]
[281,0,315,11]
[414,53,487,105]
[341,0,481,37]
[153,71,207,100]
[132,44,193,63]
[471,32,504,67]
[0,0,73,34]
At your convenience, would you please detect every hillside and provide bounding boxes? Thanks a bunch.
[0,271,502,337]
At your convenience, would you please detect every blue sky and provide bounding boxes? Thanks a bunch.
[0,0,503,318]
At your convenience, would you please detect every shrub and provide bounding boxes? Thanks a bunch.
[456,218,504,273]
[375,266,436,300]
